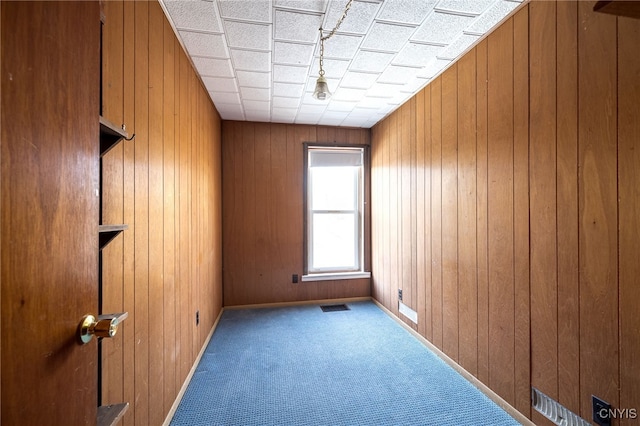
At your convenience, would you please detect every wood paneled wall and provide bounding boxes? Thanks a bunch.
[222,121,370,306]
[100,1,223,425]
[371,1,640,423]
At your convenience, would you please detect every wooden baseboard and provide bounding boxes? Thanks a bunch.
[223,296,371,310]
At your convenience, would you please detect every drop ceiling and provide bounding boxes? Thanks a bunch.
[161,0,523,128]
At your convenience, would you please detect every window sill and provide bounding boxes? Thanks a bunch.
[301,271,371,282]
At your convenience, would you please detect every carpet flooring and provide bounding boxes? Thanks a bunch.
[170,301,521,425]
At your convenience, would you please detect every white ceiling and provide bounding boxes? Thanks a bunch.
[161,0,523,128]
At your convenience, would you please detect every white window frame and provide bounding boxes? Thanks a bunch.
[302,144,370,281]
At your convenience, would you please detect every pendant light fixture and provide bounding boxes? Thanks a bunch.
[313,0,353,101]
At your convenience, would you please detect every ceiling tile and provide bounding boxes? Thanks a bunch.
[417,58,452,78]
[311,58,350,78]
[273,96,301,108]
[274,42,316,66]
[273,64,309,83]
[245,109,271,122]
[378,65,420,85]
[435,0,496,15]
[367,82,401,98]
[466,0,520,34]
[192,57,234,77]
[326,100,358,112]
[217,109,246,121]
[214,101,244,117]
[240,87,271,101]
[438,33,480,60]
[163,0,222,33]
[243,99,271,110]
[275,0,328,13]
[202,76,238,92]
[349,50,395,73]
[322,0,379,34]
[361,22,416,52]
[236,70,271,88]
[320,112,347,126]
[376,0,438,25]
[332,87,366,102]
[273,82,305,98]
[399,77,430,93]
[179,31,228,58]
[355,97,389,110]
[411,11,475,44]
[230,49,271,71]
[274,10,323,43]
[272,107,298,119]
[298,104,327,114]
[219,0,271,23]
[224,21,271,50]
[340,71,379,89]
[318,34,363,60]
[295,113,321,125]
[392,42,442,67]
[212,92,242,104]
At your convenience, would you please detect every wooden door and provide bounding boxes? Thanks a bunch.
[1,1,100,424]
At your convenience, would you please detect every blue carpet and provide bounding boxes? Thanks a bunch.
[170,301,520,426]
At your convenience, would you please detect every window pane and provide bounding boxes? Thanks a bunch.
[311,213,356,270]
[310,167,356,211]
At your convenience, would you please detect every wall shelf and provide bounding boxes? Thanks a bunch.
[99,224,128,250]
[594,1,640,19]
[99,116,129,157]
[97,403,129,426]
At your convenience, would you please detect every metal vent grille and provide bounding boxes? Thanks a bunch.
[320,304,350,312]
[532,387,591,426]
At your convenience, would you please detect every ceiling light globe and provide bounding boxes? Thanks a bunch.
[312,76,331,101]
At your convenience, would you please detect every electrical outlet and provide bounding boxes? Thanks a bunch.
[196,310,200,326]
[398,289,403,301]
[592,395,611,426]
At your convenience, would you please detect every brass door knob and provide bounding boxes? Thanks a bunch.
[77,312,128,344]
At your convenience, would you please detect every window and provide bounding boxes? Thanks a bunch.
[303,145,369,280]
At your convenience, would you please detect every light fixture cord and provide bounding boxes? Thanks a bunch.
[318,0,353,77]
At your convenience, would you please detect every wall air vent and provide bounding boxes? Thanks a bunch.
[532,387,591,426]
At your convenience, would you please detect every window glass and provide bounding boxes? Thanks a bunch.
[305,146,365,274]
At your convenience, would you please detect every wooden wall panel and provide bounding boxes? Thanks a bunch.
[475,38,490,387]
[101,0,126,410]
[456,52,477,376]
[441,66,458,360]
[221,122,371,306]
[133,2,151,423]
[512,7,530,416]
[578,0,619,419]
[162,18,177,415]
[618,15,640,426]
[100,1,223,424]
[400,103,413,311]
[415,90,428,339]
[371,1,640,422]
[529,2,558,423]
[430,78,443,349]
[388,113,400,317]
[556,1,580,415]
[486,19,515,403]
